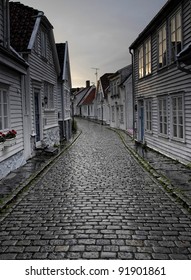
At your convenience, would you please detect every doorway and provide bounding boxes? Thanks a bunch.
[34,89,42,147]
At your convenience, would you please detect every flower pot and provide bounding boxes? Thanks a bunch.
[4,138,17,147]
[0,142,4,151]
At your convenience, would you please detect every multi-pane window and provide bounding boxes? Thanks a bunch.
[120,105,124,124]
[138,38,151,78]
[0,88,9,131]
[158,24,167,68]
[170,10,182,63]
[111,106,115,122]
[44,82,54,110]
[158,97,168,135]
[145,99,152,131]
[171,95,184,140]
[138,45,144,78]
[145,38,151,75]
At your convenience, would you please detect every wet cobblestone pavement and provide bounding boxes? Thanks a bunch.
[0,119,191,259]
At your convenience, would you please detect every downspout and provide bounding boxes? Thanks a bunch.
[129,47,135,139]
[5,0,10,49]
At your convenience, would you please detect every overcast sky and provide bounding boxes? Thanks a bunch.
[12,0,167,87]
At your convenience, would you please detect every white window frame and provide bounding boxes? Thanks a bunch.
[120,105,124,124]
[0,87,9,131]
[170,9,182,63]
[145,99,152,132]
[111,106,115,122]
[138,45,144,78]
[138,38,152,78]
[158,96,168,136]
[44,82,54,110]
[158,24,167,69]
[171,94,184,141]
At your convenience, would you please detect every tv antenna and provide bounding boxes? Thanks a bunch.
[91,67,99,85]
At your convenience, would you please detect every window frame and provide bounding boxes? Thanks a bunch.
[170,93,185,142]
[145,99,152,132]
[158,96,168,137]
[0,87,9,131]
[170,9,182,63]
[138,37,152,79]
[44,82,54,111]
[158,23,167,69]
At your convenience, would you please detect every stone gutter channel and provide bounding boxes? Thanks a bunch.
[109,127,191,214]
[0,130,82,213]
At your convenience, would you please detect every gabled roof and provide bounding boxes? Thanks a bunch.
[56,43,66,77]
[10,2,39,52]
[9,1,60,74]
[56,41,72,86]
[80,87,96,105]
[100,73,113,95]
[129,0,180,49]
[109,65,132,85]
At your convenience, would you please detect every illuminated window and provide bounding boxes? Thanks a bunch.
[138,38,151,78]
[158,24,167,68]
[170,10,182,63]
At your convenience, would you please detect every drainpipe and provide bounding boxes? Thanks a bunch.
[129,47,135,139]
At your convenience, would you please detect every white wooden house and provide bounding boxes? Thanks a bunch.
[0,0,28,179]
[96,73,113,125]
[108,65,133,132]
[10,2,60,157]
[56,42,72,141]
[78,86,96,119]
[73,81,93,117]
[129,0,191,164]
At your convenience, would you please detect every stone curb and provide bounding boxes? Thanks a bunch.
[110,127,191,213]
[0,130,82,213]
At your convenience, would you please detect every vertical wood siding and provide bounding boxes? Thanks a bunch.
[133,0,191,164]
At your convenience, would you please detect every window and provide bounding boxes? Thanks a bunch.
[120,105,124,124]
[158,24,167,68]
[170,10,182,63]
[171,95,184,140]
[111,106,115,122]
[138,45,144,78]
[145,38,151,75]
[44,82,54,110]
[0,88,9,131]
[158,97,168,135]
[145,99,152,131]
[41,29,47,58]
[138,38,151,78]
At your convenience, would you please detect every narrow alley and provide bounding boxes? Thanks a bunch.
[0,119,191,260]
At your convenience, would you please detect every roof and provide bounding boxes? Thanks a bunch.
[56,43,66,77]
[109,65,132,85]
[129,0,181,49]
[100,73,113,94]
[9,2,39,52]
[80,87,96,106]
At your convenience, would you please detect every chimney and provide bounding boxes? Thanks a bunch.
[86,80,90,87]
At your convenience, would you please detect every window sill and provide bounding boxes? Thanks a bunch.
[170,137,186,144]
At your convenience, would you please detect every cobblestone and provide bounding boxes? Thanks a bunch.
[0,118,191,259]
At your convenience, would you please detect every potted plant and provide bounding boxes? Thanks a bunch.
[0,132,6,151]
[4,129,17,147]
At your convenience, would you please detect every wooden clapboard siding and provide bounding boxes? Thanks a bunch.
[29,27,58,131]
[0,64,24,162]
[132,0,191,164]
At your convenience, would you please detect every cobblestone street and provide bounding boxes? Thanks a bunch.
[0,119,191,260]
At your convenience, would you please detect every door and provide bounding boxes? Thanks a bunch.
[34,89,41,146]
[138,100,144,142]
